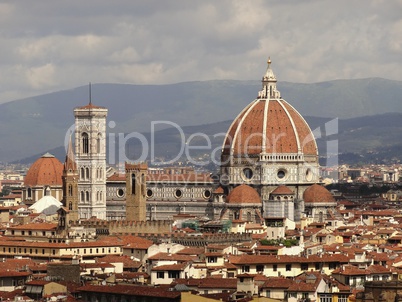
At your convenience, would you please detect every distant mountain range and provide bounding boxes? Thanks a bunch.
[2,77,402,164]
[15,112,402,167]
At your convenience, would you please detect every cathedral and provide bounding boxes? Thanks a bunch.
[21,59,336,224]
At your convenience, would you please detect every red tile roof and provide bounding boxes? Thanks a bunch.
[198,278,237,289]
[77,284,181,298]
[152,263,188,271]
[271,185,294,195]
[119,235,153,250]
[227,185,261,204]
[148,252,196,262]
[303,184,335,203]
[8,222,57,231]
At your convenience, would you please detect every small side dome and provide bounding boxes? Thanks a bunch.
[227,184,261,204]
[213,186,224,194]
[25,153,63,187]
[303,184,335,203]
[271,185,294,195]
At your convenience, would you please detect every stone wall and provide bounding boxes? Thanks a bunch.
[47,262,80,283]
[70,220,172,235]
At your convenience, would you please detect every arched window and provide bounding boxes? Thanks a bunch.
[234,211,240,220]
[319,211,324,223]
[80,191,85,202]
[86,167,90,180]
[80,167,85,180]
[86,191,90,202]
[69,202,73,211]
[68,185,73,196]
[44,186,50,196]
[82,133,89,154]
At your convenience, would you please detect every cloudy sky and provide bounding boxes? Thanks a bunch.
[0,0,401,104]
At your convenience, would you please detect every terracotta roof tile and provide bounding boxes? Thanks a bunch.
[198,278,237,289]
[77,284,181,298]
[223,99,317,156]
[152,263,188,271]
[303,184,336,203]
[227,184,261,204]
[271,185,294,195]
[24,154,63,187]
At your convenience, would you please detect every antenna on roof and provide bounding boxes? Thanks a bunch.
[89,82,92,105]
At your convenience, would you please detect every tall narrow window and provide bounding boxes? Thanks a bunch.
[68,185,73,196]
[80,191,85,202]
[81,167,85,180]
[27,188,32,198]
[86,167,90,180]
[82,133,89,154]
[97,133,101,154]
[131,173,136,194]
[69,202,73,210]
[86,191,90,202]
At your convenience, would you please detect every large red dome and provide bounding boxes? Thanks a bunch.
[25,153,63,187]
[222,59,317,158]
[222,98,317,156]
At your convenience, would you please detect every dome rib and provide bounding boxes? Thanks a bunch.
[232,100,261,156]
[282,102,318,155]
[277,100,301,153]
[262,99,270,153]
[222,101,254,155]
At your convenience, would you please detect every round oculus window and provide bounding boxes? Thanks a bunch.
[277,169,286,179]
[117,188,124,197]
[243,168,253,180]
[203,190,211,199]
[146,189,153,198]
[174,189,183,199]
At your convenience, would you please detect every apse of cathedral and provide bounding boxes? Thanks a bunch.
[22,59,336,224]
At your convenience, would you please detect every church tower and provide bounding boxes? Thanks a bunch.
[74,101,108,220]
[62,135,79,223]
[125,162,148,221]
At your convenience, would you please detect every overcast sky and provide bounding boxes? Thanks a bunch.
[0,0,401,104]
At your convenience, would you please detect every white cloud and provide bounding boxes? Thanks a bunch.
[0,0,401,103]
[25,63,56,89]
